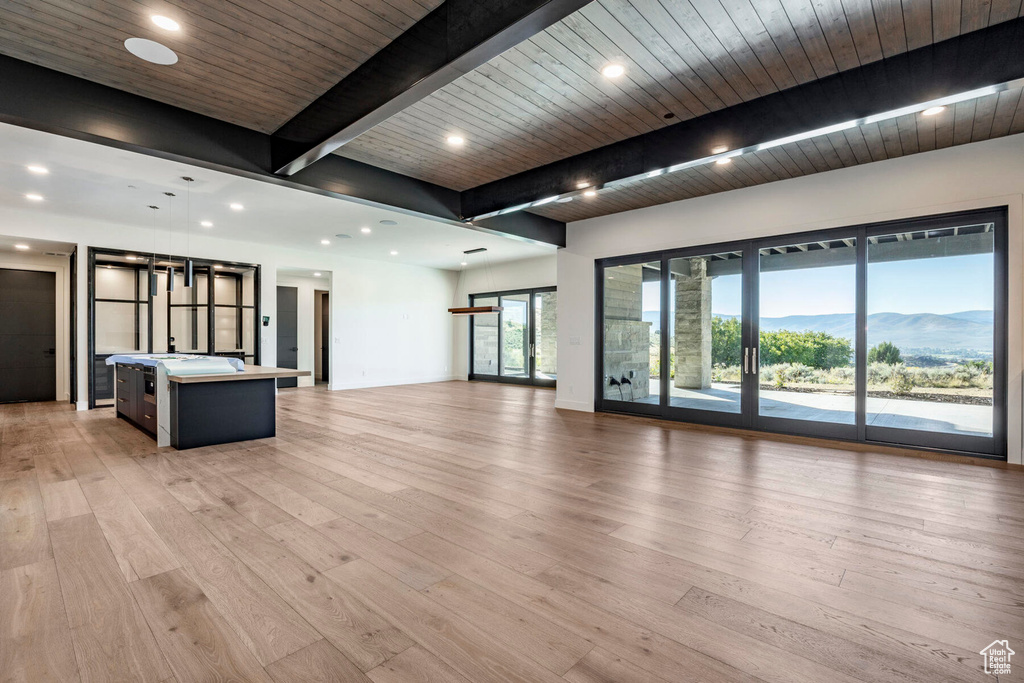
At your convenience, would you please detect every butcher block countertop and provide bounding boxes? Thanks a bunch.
[167,364,311,384]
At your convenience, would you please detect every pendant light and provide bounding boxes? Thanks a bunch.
[164,191,175,293]
[182,176,195,287]
[448,248,503,315]
[148,205,159,296]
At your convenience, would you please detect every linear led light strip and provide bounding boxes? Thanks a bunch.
[467,78,1024,222]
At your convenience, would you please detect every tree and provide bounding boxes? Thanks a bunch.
[868,341,903,365]
[711,316,742,365]
[758,329,853,369]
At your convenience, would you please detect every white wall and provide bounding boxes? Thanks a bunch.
[450,255,557,379]
[555,133,1024,464]
[0,251,72,402]
[0,208,461,406]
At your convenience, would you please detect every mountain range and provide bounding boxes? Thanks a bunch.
[642,310,993,353]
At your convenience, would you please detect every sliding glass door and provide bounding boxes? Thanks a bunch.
[469,287,556,387]
[596,208,1007,458]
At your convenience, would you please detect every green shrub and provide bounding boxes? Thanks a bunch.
[868,341,903,365]
[758,329,852,369]
[889,365,915,395]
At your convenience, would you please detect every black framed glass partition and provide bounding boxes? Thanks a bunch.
[469,287,556,387]
[88,248,261,408]
[596,207,1008,459]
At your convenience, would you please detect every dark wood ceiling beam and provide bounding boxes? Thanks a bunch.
[461,17,1024,220]
[0,54,566,246]
[270,0,595,176]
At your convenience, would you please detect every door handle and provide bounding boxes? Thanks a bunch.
[752,347,758,373]
[743,347,749,374]
[290,346,298,352]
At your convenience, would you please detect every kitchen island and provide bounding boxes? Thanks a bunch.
[108,354,309,449]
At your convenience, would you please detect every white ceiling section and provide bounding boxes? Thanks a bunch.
[0,123,555,270]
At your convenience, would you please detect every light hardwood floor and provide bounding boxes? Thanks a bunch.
[2,381,1023,682]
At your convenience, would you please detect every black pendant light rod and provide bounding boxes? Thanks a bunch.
[183,176,195,288]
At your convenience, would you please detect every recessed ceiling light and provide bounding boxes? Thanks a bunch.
[126,255,137,261]
[390,250,398,256]
[14,244,30,250]
[601,63,626,79]
[361,227,371,234]
[26,165,48,174]
[25,193,43,201]
[213,265,223,270]
[556,197,573,203]
[583,189,597,197]
[313,272,322,277]
[151,15,180,31]
[124,38,178,65]
[922,106,946,116]
[200,220,213,228]
[711,145,729,154]
[335,233,352,239]
[320,239,330,245]
[230,203,243,210]
[716,157,732,165]
[380,219,397,226]
[460,261,468,266]
[446,135,465,146]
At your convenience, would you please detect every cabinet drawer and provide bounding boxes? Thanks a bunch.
[116,365,132,382]
[141,410,157,435]
[116,396,131,416]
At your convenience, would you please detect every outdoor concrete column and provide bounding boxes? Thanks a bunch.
[538,291,557,375]
[674,258,712,389]
[602,264,651,400]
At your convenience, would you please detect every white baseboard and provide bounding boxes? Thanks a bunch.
[554,398,593,412]
[328,375,460,391]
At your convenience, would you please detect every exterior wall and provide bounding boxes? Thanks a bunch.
[538,291,558,375]
[554,133,1024,464]
[601,265,650,400]
[674,259,712,390]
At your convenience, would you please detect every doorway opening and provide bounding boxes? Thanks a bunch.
[469,287,556,386]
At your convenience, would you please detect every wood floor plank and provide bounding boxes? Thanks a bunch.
[365,644,471,683]
[48,514,171,683]
[0,559,80,683]
[6,384,1024,683]
[266,638,372,683]
[130,568,275,682]
[143,503,322,666]
[193,503,415,671]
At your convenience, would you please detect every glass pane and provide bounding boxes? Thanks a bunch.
[867,223,994,437]
[242,308,255,358]
[667,252,742,413]
[94,301,137,353]
[472,296,498,375]
[215,274,237,305]
[603,261,660,403]
[535,292,557,380]
[759,239,856,424]
[500,294,529,378]
[170,306,208,353]
[242,270,255,306]
[95,265,136,300]
[138,303,148,352]
[215,307,239,352]
[151,271,168,353]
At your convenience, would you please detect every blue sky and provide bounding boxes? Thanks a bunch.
[644,254,993,318]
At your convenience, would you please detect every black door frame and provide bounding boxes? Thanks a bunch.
[595,207,1009,460]
[469,286,556,387]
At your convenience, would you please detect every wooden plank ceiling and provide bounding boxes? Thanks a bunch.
[527,84,1024,221]
[0,0,443,133]
[337,0,1024,192]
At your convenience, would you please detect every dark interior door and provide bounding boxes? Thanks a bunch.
[276,286,298,388]
[321,292,329,381]
[0,269,56,403]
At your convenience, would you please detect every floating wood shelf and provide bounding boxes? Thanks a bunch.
[448,306,503,315]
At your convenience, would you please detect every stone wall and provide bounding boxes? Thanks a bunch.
[472,313,498,375]
[603,264,651,400]
[674,258,712,389]
[538,291,557,376]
